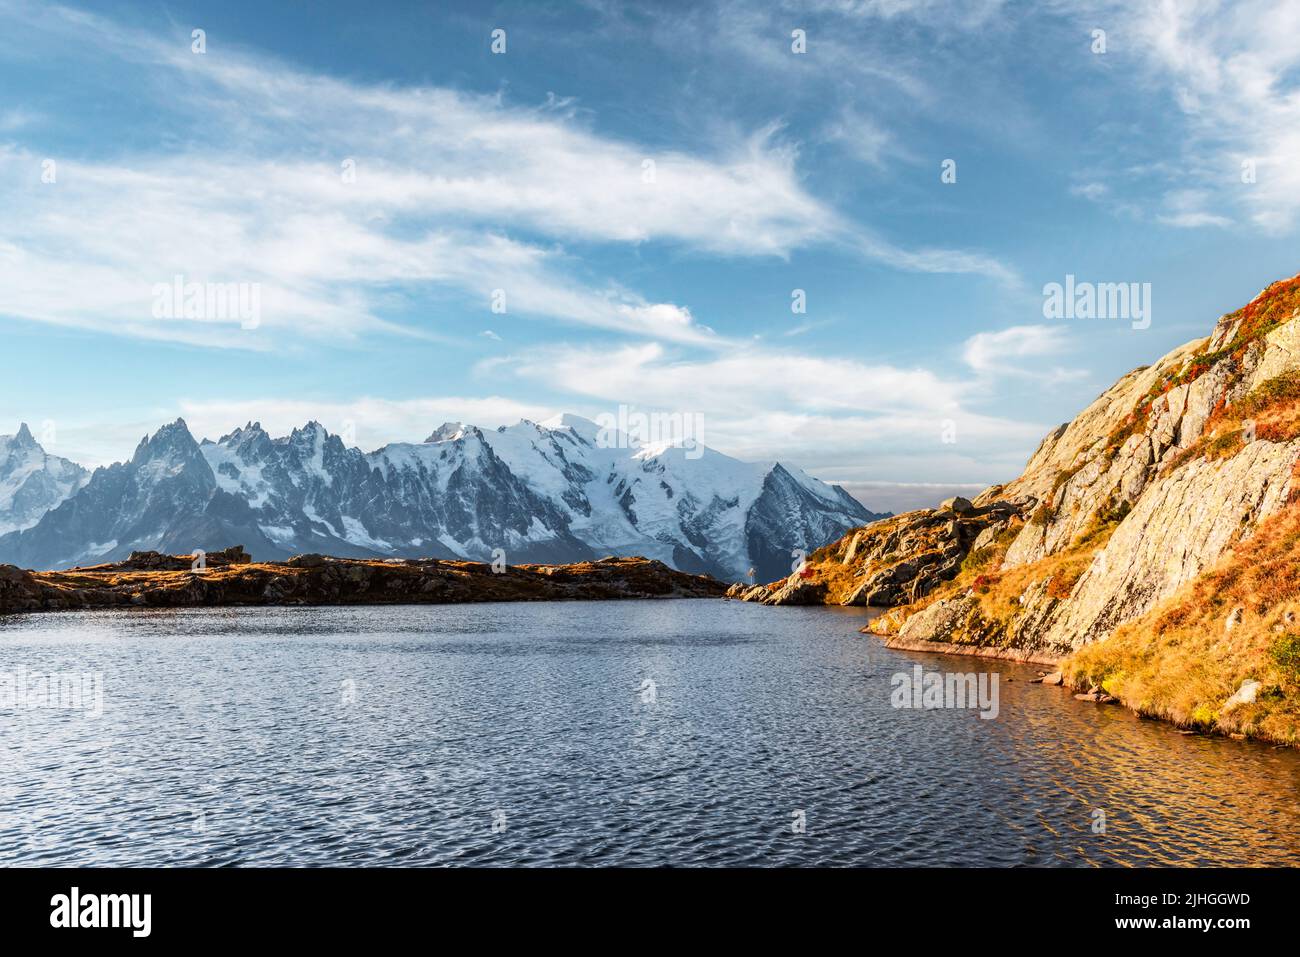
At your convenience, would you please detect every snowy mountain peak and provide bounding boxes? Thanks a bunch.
[132,418,199,463]
[291,420,329,441]
[424,421,465,443]
[215,421,270,448]
[0,425,90,536]
[539,412,600,433]
[12,422,36,449]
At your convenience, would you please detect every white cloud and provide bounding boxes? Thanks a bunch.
[490,341,963,414]
[484,341,1050,482]
[0,108,38,131]
[961,324,1082,382]
[1158,210,1233,229]
[1156,188,1233,229]
[799,0,1009,28]
[1070,182,1109,201]
[823,108,896,168]
[40,323,1060,482]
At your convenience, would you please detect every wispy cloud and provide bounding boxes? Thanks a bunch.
[1070,0,1300,233]
[483,340,1049,482]
[0,1,1017,353]
[962,323,1084,382]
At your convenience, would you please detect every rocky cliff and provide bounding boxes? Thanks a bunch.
[739,272,1300,744]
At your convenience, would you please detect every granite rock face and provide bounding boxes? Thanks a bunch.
[888,275,1300,655]
[1038,436,1300,650]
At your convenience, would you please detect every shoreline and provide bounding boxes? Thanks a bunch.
[876,632,1063,666]
[0,551,727,614]
[849,608,1294,749]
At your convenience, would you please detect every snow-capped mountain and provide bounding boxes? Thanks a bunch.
[0,415,883,579]
[0,424,89,536]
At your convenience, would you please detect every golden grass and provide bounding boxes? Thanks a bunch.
[811,558,873,605]
[963,519,1114,630]
[1161,372,1300,476]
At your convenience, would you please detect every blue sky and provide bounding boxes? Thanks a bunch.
[2,0,1298,512]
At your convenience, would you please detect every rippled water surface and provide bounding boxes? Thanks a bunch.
[2,599,1299,866]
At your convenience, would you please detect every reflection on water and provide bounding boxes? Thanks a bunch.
[2,600,1298,866]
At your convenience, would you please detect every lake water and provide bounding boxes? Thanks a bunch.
[2,599,1298,866]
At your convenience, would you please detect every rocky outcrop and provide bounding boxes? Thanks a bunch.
[83,545,253,572]
[755,575,827,606]
[0,552,727,613]
[756,497,1026,611]
[747,273,1300,705]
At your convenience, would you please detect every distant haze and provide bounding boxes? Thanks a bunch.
[841,482,989,515]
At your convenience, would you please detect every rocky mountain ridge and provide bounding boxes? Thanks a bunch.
[0,414,881,581]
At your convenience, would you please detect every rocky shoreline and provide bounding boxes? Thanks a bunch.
[878,634,1062,666]
[0,547,727,614]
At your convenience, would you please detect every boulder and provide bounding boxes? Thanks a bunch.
[761,578,828,606]
[208,545,252,566]
[937,496,976,516]
[896,596,976,644]
[1222,679,1262,712]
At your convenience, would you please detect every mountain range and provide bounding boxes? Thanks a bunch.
[0,414,882,580]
